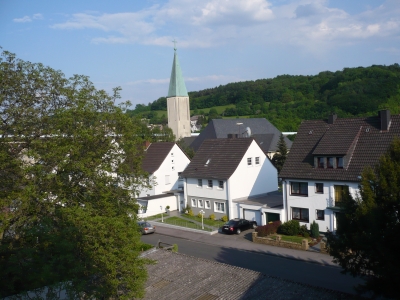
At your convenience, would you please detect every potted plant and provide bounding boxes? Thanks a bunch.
[166,205,170,214]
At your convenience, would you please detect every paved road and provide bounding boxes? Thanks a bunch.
[141,223,364,295]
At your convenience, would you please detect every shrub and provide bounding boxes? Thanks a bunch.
[221,215,228,222]
[188,209,194,217]
[197,212,203,218]
[299,224,309,236]
[185,203,191,213]
[172,244,178,252]
[166,205,170,210]
[209,214,215,220]
[278,220,300,236]
[310,221,319,238]
[256,221,281,237]
[303,232,310,238]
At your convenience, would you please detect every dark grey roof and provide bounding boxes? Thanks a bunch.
[141,142,175,174]
[280,113,400,182]
[180,136,196,148]
[190,118,292,152]
[233,191,283,209]
[140,249,354,300]
[137,193,173,201]
[181,138,254,180]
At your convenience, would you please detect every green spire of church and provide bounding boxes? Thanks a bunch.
[167,41,188,97]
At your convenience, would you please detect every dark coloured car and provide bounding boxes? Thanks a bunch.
[137,221,156,235]
[222,218,257,234]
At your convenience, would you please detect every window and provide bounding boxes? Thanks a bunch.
[171,152,174,157]
[178,172,183,179]
[317,157,324,168]
[214,202,225,213]
[165,175,170,185]
[255,157,260,165]
[336,157,344,169]
[171,159,174,164]
[197,179,202,187]
[205,200,211,209]
[315,183,324,193]
[247,157,252,166]
[208,180,213,188]
[198,199,203,208]
[291,182,308,196]
[327,157,334,168]
[334,185,348,206]
[292,207,309,222]
[218,180,224,189]
[191,198,197,207]
[172,166,175,171]
[316,209,325,220]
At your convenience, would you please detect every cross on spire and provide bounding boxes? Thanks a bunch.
[172,39,177,51]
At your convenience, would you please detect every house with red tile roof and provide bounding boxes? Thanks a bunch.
[181,138,282,225]
[279,110,400,232]
[137,142,190,217]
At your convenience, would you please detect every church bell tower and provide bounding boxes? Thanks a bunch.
[167,41,191,140]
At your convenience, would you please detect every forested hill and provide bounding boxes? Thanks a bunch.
[127,64,400,132]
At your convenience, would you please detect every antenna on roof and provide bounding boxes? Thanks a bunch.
[243,127,252,138]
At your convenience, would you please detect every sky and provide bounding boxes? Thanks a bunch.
[1,0,399,108]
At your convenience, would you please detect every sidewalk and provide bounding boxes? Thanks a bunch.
[149,214,337,267]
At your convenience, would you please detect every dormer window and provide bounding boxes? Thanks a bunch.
[317,157,324,168]
[327,157,334,168]
[337,157,344,169]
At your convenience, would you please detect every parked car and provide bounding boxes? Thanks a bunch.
[137,221,156,235]
[222,218,257,234]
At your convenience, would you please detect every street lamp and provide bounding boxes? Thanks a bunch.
[199,210,205,229]
[160,206,163,222]
[236,122,243,138]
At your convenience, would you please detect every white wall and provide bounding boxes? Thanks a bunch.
[137,195,178,218]
[185,177,229,200]
[230,140,278,199]
[284,179,359,231]
[138,144,190,197]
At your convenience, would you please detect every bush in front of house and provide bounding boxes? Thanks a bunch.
[310,220,319,238]
[209,214,215,220]
[255,221,281,237]
[221,215,228,222]
[278,220,300,236]
[299,224,309,237]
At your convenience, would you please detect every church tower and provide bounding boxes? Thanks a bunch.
[167,42,191,140]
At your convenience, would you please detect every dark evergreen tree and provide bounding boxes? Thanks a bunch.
[272,134,288,173]
[326,138,400,298]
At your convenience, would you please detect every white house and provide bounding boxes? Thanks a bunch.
[137,142,190,218]
[181,138,283,225]
[279,110,400,232]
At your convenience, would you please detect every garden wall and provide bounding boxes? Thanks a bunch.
[252,232,309,251]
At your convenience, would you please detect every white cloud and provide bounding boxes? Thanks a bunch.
[33,13,43,20]
[49,0,400,52]
[13,16,32,23]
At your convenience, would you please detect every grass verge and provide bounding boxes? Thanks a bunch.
[180,214,225,228]
[164,216,212,232]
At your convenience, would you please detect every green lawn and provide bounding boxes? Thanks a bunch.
[270,234,310,244]
[163,216,212,232]
[181,214,226,228]
[142,213,167,221]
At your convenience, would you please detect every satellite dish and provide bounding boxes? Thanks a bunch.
[244,127,252,137]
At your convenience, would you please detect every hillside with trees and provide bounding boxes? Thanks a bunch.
[127,64,400,132]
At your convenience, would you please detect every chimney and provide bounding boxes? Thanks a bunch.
[379,109,391,131]
[143,140,151,150]
[328,113,337,124]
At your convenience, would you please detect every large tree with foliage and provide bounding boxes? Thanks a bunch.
[326,138,400,298]
[272,134,288,173]
[0,49,150,299]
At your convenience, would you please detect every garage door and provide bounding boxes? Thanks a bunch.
[244,209,261,225]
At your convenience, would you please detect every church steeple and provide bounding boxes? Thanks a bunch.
[167,41,188,97]
[166,40,191,141]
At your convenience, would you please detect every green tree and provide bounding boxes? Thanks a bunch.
[0,49,149,299]
[272,134,288,173]
[326,138,400,298]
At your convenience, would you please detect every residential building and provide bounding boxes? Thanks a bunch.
[167,44,191,140]
[181,138,282,225]
[190,118,292,158]
[279,110,400,231]
[137,142,190,217]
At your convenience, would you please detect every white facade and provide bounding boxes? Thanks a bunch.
[184,140,278,220]
[137,194,178,219]
[282,179,359,232]
[167,96,191,140]
[138,144,190,198]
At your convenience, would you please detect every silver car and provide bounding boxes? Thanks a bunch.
[138,221,156,235]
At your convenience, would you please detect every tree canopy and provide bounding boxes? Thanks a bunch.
[272,134,288,173]
[0,49,150,299]
[326,138,400,298]
[128,63,400,132]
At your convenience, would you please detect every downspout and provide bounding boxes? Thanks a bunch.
[284,180,289,222]
[227,178,232,219]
